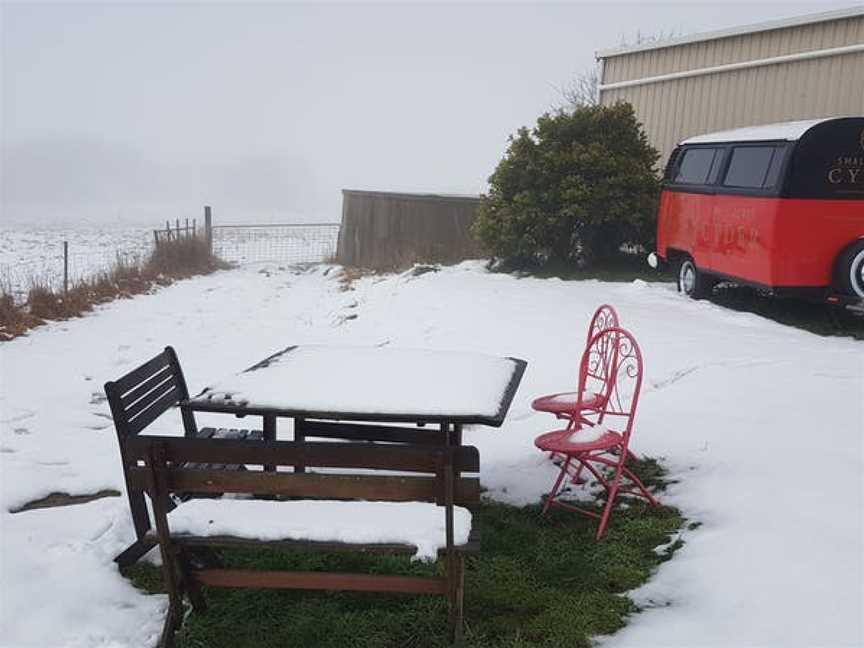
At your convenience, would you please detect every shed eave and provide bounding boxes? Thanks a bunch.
[595,5,864,60]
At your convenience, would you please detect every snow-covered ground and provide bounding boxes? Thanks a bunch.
[0,225,154,299]
[1,261,862,647]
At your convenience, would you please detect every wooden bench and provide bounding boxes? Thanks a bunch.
[104,347,262,567]
[125,433,480,647]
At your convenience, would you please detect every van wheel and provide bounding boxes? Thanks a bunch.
[834,240,864,297]
[677,257,713,299]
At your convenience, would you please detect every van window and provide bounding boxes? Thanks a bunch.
[723,146,786,189]
[673,147,721,185]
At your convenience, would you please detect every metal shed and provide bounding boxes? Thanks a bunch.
[335,189,482,270]
[597,7,864,164]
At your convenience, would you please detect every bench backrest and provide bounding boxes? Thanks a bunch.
[104,346,195,439]
[126,435,481,507]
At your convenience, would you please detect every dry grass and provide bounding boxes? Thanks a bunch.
[0,236,227,341]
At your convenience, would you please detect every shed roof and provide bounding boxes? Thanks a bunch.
[597,6,864,59]
[679,118,836,145]
[342,189,481,202]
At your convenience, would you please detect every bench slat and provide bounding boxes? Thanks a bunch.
[125,377,178,420]
[193,569,448,594]
[166,534,479,555]
[112,351,172,396]
[126,436,480,473]
[120,365,175,409]
[127,387,182,435]
[129,468,481,505]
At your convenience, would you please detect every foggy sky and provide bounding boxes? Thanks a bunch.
[1,1,858,226]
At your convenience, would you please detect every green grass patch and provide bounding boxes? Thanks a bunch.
[124,462,685,648]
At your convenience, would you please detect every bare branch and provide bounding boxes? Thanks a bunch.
[559,67,600,109]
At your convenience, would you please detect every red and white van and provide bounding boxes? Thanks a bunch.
[650,117,864,304]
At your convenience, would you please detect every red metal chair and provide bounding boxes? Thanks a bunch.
[531,304,619,423]
[534,327,657,539]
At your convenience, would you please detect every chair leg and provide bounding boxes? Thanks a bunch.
[541,457,572,515]
[127,486,152,540]
[114,536,158,568]
[621,465,658,506]
[595,461,625,540]
[580,458,611,493]
[569,460,586,485]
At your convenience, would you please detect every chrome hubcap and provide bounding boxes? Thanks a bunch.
[680,262,696,294]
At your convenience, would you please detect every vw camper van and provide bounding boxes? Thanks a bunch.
[652,117,864,303]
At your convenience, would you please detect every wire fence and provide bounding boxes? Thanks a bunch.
[1,219,342,304]
[0,236,153,304]
[212,223,341,265]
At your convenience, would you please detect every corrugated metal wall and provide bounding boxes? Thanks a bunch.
[599,14,864,165]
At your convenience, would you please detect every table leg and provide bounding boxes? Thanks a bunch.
[451,423,463,447]
[263,415,276,473]
[294,417,306,473]
[450,422,462,479]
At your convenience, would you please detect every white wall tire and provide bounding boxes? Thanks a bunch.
[677,257,713,299]
[835,241,864,298]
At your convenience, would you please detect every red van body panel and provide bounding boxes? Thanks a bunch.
[657,117,864,298]
[658,195,862,288]
[772,200,863,287]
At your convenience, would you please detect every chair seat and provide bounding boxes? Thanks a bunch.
[534,426,622,454]
[531,391,602,416]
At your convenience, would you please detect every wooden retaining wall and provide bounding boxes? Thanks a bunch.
[336,190,483,270]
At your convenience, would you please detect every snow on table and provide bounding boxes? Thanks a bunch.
[191,344,524,422]
[168,498,472,561]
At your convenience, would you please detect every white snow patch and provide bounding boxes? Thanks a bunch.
[0,261,861,647]
[567,424,610,444]
[0,498,165,647]
[196,344,519,418]
[168,498,471,561]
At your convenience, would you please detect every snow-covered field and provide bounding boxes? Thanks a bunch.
[0,226,154,299]
[1,261,862,647]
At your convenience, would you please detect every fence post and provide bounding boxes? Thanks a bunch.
[63,241,69,296]
[193,218,197,236]
[204,205,213,255]
[166,220,171,240]
[185,218,190,238]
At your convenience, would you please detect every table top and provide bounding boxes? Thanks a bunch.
[185,345,527,426]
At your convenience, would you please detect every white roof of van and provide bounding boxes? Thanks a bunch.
[680,118,834,145]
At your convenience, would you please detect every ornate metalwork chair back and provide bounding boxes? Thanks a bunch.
[578,327,643,438]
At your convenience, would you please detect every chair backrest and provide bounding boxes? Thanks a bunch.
[586,304,619,348]
[577,327,643,443]
[104,346,194,440]
[577,306,621,409]
[125,435,481,508]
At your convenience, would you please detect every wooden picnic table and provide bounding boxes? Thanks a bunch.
[113,343,526,645]
[182,344,528,464]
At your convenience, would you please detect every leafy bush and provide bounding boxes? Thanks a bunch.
[473,102,660,268]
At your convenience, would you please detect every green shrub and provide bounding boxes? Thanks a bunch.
[473,102,660,269]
